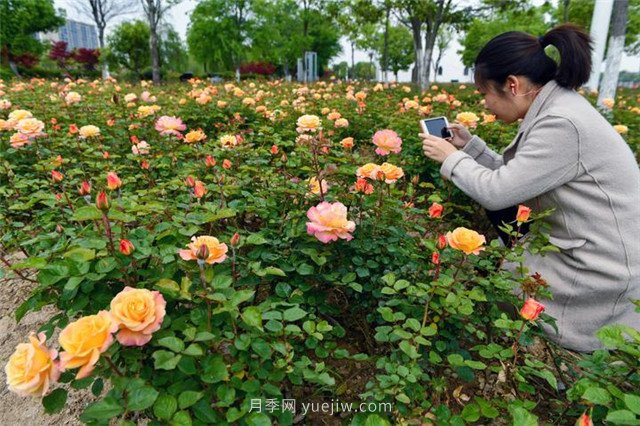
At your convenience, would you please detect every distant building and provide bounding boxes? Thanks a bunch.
[38,20,99,50]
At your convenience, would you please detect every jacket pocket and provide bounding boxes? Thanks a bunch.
[548,236,587,251]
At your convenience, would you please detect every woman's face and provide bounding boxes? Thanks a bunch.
[478,82,522,124]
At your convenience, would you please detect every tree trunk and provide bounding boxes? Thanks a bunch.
[382,4,390,82]
[150,29,161,84]
[410,19,424,87]
[236,66,240,82]
[98,28,109,79]
[351,40,355,72]
[598,0,628,107]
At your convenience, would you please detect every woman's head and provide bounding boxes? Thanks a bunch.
[473,24,592,122]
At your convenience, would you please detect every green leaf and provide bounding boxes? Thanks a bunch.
[38,264,69,285]
[461,403,481,422]
[582,387,612,406]
[94,258,118,274]
[259,266,286,277]
[242,306,263,330]
[475,397,499,418]
[399,341,420,359]
[606,410,638,425]
[172,410,193,426]
[108,210,136,222]
[193,331,216,342]
[395,393,410,404]
[296,263,314,275]
[231,290,255,306]
[212,274,232,289]
[202,355,228,383]
[63,248,96,262]
[127,386,159,411]
[509,407,538,426]
[464,360,487,370]
[246,412,272,426]
[447,354,464,366]
[283,306,307,321]
[182,343,204,356]
[155,279,180,298]
[625,394,640,415]
[153,394,177,420]
[72,205,103,221]
[157,336,185,353]
[152,350,182,370]
[404,318,421,332]
[246,234,268,245]
[178,391,204,409]
[43,388,68,414]
[80,396,124,421]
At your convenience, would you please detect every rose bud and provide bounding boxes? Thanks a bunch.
[78,180,91,196]
[428,202,443,218]
[193,180,206,199]
[432,252,440,265]
[230,232,240,247]
[130,135,139,144]
[185,176,195,187]
[103,151,110,159]
[222,159,232,169]
[119,239,135,255]
[196,243,209,260]
[576,411,593,426]
[205,155,216,168]
[516,205,531,223]
[96,191,110,211]
[140,160,149,170]
[519,298,545,321]
[106,172,122,190]
[437,234,447,249]
[280,153,288,163]
[69,124,78,134]
[56,224,64,233]
[51,170,64,182]
[270,145,279,154]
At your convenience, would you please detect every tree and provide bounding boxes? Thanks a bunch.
[377,24,413,81]
[598,0,629,108]
[0,0,65,75]
[140,0,181,84]
[49,41,74,74]
[432,24,452,82]
[70,0,136,78]
[160,24,188,73]
[107,20,150,78]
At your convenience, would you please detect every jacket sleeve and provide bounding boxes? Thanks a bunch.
[440,115,580,211]
[462,135,504,170]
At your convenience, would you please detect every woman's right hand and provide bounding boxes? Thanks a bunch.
[447,123,473,148]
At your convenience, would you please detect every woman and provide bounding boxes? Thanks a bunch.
[420,24,640,352]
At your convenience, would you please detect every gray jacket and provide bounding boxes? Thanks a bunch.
[440,79,640,352]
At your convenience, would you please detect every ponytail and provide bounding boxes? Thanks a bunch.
[474,23,593,91]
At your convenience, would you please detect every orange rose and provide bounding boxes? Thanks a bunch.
[446,227,486,255]
[110,287,166,346]
[519,298,545,321]
[5,332,60,397]
[428,202,443,218]
[379,162,404,183]
[516,205,531,223]
[179,236,228,264]
[58,311,118,379]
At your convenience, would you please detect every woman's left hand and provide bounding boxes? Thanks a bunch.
[420,133,458,164]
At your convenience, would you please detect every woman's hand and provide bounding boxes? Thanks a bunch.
[447,123,473,148]
[420,133,458,164]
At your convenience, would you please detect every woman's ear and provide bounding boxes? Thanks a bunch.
[506,75,519,96]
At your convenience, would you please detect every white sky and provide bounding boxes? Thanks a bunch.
[54,0,640,83]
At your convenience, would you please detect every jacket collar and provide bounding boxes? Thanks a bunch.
[518,79,562,134]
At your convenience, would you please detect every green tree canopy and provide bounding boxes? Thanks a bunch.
[377,24,414,80]
[107,20,151,77]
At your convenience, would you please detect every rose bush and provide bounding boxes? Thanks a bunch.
[0,77,638,425]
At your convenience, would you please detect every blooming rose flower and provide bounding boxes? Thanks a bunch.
[456,112,480,128]
[481,113,496,124]
[433,93,448,103]
[242,97,256,106]
[184,129,207,143]
[124,93,138,103]
[446,227,486,255]
[372,129,402,155]
[340,137,354,149]
[520,298,545,321]
[307,177,329,196]
[601,98,614,109]
[613,124,628,134]
[58,311,118,379]
[354,178,374,194]
[5,332,60,397]
[16,118,45,136]
[10,132,31,148]
[155,116,186,136]
[106,172,122,190]
[327,111,341,121]
[217,100,227,108]
[428,202,443,218]
[356,163,382,180]
[179,236,228,264]
[516,205,531,223]
[220,134,240,148]
[131,141,150,155]
[110,287,166,346]
[404,100,419,110]
[379,162,404,183]
[296,114,321,133]
[65,91,82,104]
[0,99,11,110]
[334,118,349,128]
[8,109,33,123]
[140,91,156,102]
[306,202,356,243]
[79,125,100,138]
[137,105,160,118]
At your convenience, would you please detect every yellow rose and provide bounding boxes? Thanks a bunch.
[446,227,486,255]
[456,112,479,128]
[356,163,382,180]
[220,134,239,148]
[110,287,166,346]
[8,109,33,122]
[296,114,321,132]
[379,162,404,183]
[184,129,207,143]
[58,311,118,379]
[15,118,45,136]
[5,332,60,397]
[79,125,100,138]
[217,100,227,108]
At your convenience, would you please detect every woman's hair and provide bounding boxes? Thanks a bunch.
[474,23,592,92]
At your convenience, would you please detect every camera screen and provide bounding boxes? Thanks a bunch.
[423,118,451,139]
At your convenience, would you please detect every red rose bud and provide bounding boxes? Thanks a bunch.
[69,124,78,134]
[516,204,531,223]
[103,151,110,159]
[270,145,279,154]
[520,298,545,321]
[78,180,91,196]
[428,202,443,218]
[432,252,440,265]
[51,170,64,182]
[55,193,63,201]
[96,191,110,210]
[223,159,232,169]
[230,232,240,247]
[193,180,206,199]
[106,172,122,190]
[185,176,195,187]
[141,160,149,170]
[576,411,593,426]
[437,234,447,249]
[196,243,209,260]
[205,155,216,168]
[119,239,135,255]
[130,135,139,144]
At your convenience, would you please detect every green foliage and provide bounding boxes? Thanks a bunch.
[107,20,151,77]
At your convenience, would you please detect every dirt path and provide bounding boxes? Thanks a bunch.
[0,256,93,425]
